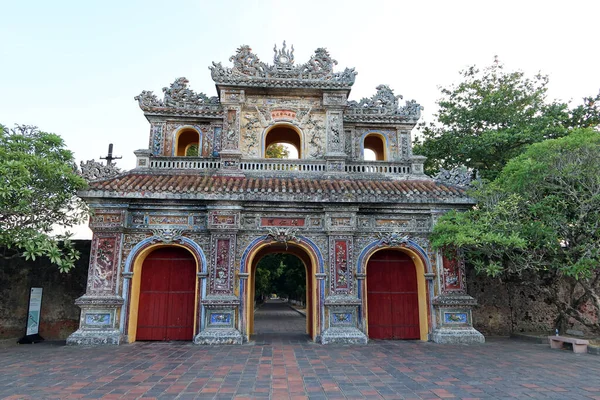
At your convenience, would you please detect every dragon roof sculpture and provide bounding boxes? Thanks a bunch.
[210,42,357,89]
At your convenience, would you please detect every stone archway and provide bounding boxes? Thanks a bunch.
[357,235,433,341]
[239,235,325,342]
[136,247,196,341]
[121,235,207,343]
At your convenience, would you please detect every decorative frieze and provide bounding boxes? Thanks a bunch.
[329,236,354,294]
[210,235,236,294]
[326,111,344,154]
[150,122,165,155]
[209,210,240,230]
[87,233,122,294]
[441,249,466,294]
[260,217,305,227]
[127,212,206,231]
[326,215,355,231]
[89,210,125,230]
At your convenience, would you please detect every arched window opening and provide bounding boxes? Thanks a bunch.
[175,129,200,157]
[264,126,301,159]
[364,134,386,161]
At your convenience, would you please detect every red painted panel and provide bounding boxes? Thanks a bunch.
[137,247,195,341]
[367,250,419,340]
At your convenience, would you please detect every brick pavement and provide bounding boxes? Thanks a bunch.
[1,330,600,399]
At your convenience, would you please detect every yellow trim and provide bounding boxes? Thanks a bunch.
[244,242,318,340]
[127,244,200,343]
[364,132,388,161]
[364,247,428,341]
[263,122,304,159]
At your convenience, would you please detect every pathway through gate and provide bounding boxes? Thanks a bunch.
[252,299,309,343]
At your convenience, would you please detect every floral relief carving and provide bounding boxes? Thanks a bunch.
[329,236,353,294]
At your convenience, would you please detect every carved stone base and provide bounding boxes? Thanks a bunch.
[431,327,485,344]
[194,328,243,345]
[66,329,123,346]
[321,327,368,345]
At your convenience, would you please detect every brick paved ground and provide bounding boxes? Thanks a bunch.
[1,304,600,400]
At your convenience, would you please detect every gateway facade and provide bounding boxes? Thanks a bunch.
[67,44,484,345]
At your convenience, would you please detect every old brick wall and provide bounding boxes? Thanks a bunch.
[0,240,90,341]
[467,268,568,336]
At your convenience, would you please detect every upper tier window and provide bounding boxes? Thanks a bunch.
[175,128,200,157]
[264,125,301,159]
[364,133,386,161]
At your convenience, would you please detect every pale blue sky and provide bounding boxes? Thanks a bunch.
[2,0,599,237]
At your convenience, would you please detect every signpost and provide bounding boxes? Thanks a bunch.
[18,287,44,344]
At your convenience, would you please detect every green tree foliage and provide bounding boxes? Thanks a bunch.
[185,144,199,156]
[432,129,600,332]
[0,124,88,272]
[255,253,305,303]
[414,61,600,180]
[265,143,290,159]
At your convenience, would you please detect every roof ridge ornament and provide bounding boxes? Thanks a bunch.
[346,85,423,122]
[210,43,357,88]
[79,160,121,182]
[134,77,220,112]
[434,167,475,188]
[273,41,294,70]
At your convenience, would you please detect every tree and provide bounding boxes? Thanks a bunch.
[0,124,88,272]
[265,143,290,159]
[414,61,600,180]
[255,253,305,302]
[432,129,600,333]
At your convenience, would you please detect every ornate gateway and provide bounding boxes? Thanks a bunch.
[67,43,484,346]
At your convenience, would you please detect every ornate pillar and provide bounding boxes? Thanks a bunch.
[323,91,348,173]
[194,206,243,344]
[430,211,485,343]
[219,89,245,172]
[321,208,368,344]
[67,209,126,345]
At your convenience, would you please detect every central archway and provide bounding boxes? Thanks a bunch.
[239,236,324,342]
[263,123,303,159]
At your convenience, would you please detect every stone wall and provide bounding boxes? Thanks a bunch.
[0,240,90,341]
[467,268,590,336]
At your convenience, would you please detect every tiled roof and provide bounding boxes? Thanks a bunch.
[83,172,471,203]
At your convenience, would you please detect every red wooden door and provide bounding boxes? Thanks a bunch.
[367,250,420,339]
[137,247,196,341]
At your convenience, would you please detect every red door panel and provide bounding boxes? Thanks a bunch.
[137,247,195,341]
[367,250,420,340]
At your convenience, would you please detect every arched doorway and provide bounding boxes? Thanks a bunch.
[243,241,319,340]
[136,247,196,341]
[367,249,420,339]
[264,124,302,159]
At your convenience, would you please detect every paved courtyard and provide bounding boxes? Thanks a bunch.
[1,304,600,400]
[252,300,309,343]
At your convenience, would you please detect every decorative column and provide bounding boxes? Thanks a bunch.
[430,211,485,343]
[194,206,243,344]
[321,208,368,344]
[67,209,126,345]
[323,91,348,173]
[219,89,245,173]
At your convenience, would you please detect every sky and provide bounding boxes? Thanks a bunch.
[2,0,600,238]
